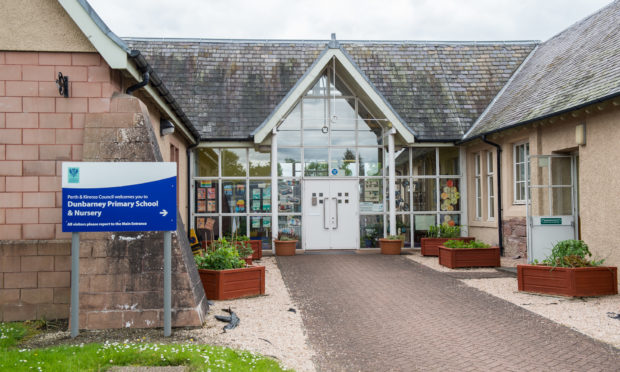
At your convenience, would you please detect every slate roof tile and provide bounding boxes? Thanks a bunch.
[125,39,535,141]
[465,1,620,139]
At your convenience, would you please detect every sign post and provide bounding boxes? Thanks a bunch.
[62,162,177,338]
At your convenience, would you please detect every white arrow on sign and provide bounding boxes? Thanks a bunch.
[160,209,168,217]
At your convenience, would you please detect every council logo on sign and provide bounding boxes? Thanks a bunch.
[68,167,80,183]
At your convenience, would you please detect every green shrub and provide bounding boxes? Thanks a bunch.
[194,238,245,270]
[385,235,404,240]
[539,239,604,268]
[444,239,490,249]
[428,224,461,238]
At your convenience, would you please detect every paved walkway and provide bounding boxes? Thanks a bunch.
[277,254,620,372]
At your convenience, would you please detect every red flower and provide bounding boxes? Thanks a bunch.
[446,180,454,187]
[448,220,455,226]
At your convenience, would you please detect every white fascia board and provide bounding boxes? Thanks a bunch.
[58,0,128,69]
[253,48,415,144]
[125,63,196,144]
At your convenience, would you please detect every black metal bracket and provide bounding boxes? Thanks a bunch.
[56,72,69,98]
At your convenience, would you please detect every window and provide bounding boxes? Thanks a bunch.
[474,153,482,220]
[513,142,530,204]
[486,151,495,220]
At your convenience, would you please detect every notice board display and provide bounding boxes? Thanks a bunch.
[62,162,177,232]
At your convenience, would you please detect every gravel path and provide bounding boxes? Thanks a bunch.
[190,257,316,372]
[405,252,620,349]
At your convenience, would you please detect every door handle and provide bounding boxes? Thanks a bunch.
[332,197,338,229]
[323,197,329,229]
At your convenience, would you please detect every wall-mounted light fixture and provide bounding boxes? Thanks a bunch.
[160,119,175,136]
[575,123,586,145]
[56,72,69,98]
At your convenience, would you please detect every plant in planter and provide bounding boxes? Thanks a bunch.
[518,240,617,297]
[194,238,265,300]
[420,224,474,256]
[378,235,404,255]
[438,239,500,268]
[274,231,298,256]
[228,235,256,264]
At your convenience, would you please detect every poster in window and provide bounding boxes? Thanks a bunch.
[235,184,245,196]
[207,187,215,199]
[263,187,271,199]
[262,200,271,211]
[236,200,245,212]
[196,217,206,229]
[252,189,261,200]
[263,217,271,228]
[197,188,206,200]
[251,199,260,211]
[207,200,216,212]
[197,200,206,212]
[224,185,233,196]
[200,180,212,188]
[251,217,261,228]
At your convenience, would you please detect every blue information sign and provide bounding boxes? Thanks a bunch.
[62,162,177,232]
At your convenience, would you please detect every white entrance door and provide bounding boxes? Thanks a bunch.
[303,179,359,250]
[527,155,578,263]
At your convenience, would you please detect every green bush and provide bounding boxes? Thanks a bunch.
[444,239,490,249]
[194,238,245,270]
[538,239,605,268]
[428,224,461,238]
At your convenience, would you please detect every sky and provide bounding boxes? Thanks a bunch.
[87,0,613,42]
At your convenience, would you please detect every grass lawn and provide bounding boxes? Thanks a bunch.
[0,321,291,371]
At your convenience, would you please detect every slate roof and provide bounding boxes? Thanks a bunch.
[125,39,536,141]
[465,0,620,139]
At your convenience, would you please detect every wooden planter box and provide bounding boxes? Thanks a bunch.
[420,237,474,256]
[275,240,297,256]
[379,238,402,255]
[250,240,262,260]
[438,245,500,268]
[198,266,265,300]
[517,264,618,297]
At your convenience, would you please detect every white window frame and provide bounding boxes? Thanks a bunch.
[486,151,495,221]
[513,142,530,204]
[474,153,481,220]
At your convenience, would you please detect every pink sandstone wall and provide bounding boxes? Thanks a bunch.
[0,51,121,240]
[0,51,121,321]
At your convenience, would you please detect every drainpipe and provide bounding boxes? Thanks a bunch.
[126,71,150,95]
[481,135,504,255]
[186,143,199,231]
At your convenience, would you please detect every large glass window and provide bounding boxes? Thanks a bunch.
[195,148,219,177]
[330,148,357,177]
[249,149,271,177]
[412,148,436,176]
[278,148,301,177]
[192,147,270,247]
[221,149,247,177]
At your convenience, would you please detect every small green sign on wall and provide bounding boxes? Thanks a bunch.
[540,217,562,225]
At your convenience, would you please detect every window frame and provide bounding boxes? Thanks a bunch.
[486,151,495,221]
[513,142,530,204]
[474,152,482,220]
